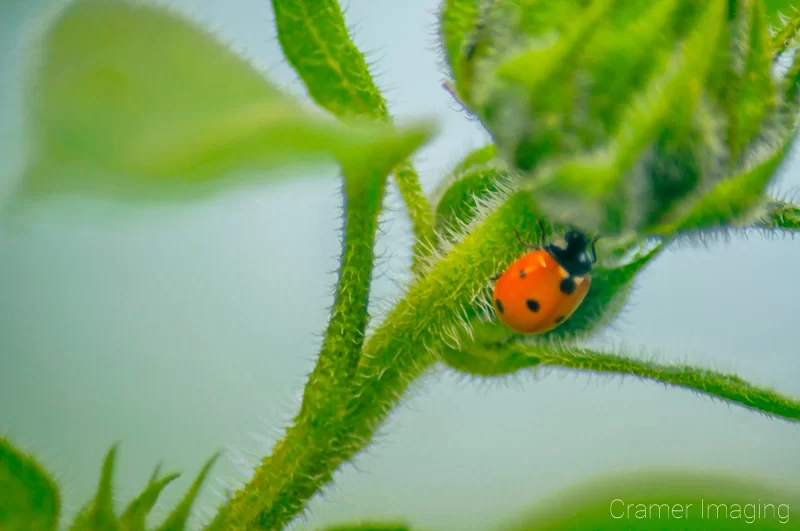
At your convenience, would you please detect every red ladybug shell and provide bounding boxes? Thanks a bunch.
[492,249,592,334]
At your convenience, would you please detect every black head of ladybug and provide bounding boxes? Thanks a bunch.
[545,230,598,277]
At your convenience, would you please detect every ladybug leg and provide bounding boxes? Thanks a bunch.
[514,228,537,250]
[490,273,501,281]
[590,236,599,263]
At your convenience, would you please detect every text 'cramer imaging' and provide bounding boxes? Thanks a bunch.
[609,498,791,524]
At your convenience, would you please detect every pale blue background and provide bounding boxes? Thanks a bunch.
[1,1,799,529]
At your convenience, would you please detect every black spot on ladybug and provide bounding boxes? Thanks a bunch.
[519,269,526,278]
[526,299,540,312]
[560,277,576,295]
[495,298,504,313]
[555,316,565,324]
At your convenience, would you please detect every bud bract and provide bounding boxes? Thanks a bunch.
[449,0,799,236]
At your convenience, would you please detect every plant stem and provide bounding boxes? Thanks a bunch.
[394,160,436,276]
[213,191,538,529]
[442,343,800,423]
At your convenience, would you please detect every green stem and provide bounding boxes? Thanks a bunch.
[216,191,540,529]
[394,160,436,276]
[211,162,391,530]
[442,343,800,423]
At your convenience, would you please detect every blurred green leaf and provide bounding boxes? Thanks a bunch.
[439,0,483,89]
[514,0,728,235]
[654,146,788,235]
[156,452,218,531]
[15,0,433,206]
[201,504,230,531]
[778,38,800,129]
[434,166,508,239]
[504,470,800,530]
[119,465,180,531]
[431,144,497,206]
[0,437,60,531]
[448,144,499,177]
[730,0,776,164]
[69,444,119,531]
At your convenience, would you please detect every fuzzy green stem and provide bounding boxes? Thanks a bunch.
[212,162,391,529]
[441,344,800,423]
[216,191,540,529]
[394,160,436,276]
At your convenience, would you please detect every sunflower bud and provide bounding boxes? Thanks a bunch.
[448,0,799,236]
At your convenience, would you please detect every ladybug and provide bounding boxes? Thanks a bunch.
[491,226,598,334]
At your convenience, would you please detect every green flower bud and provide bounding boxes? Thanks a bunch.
[448,0,799,236]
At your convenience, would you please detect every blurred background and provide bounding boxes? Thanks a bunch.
[1,0,799,529]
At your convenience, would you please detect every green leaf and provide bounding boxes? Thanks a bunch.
[15,0,433,207]
[69,444,120,531]
[270,0,435,274]
[0,437,60,531]
[434,166,508,240]
[778,38,800,128]
[156,452,218,531]
[525,152,624,235]
[200,501,231,531]
[430,145,508,245]
[496,0,618,89]
[431,144,497,203]
[447,144,499,177]
[730,0,777,164]
[540,244,663,340]
[270,0,387,120]
[652,145,788,235]
[505,470,800,530]
[447,342,800,423]
[119,465,180,531]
